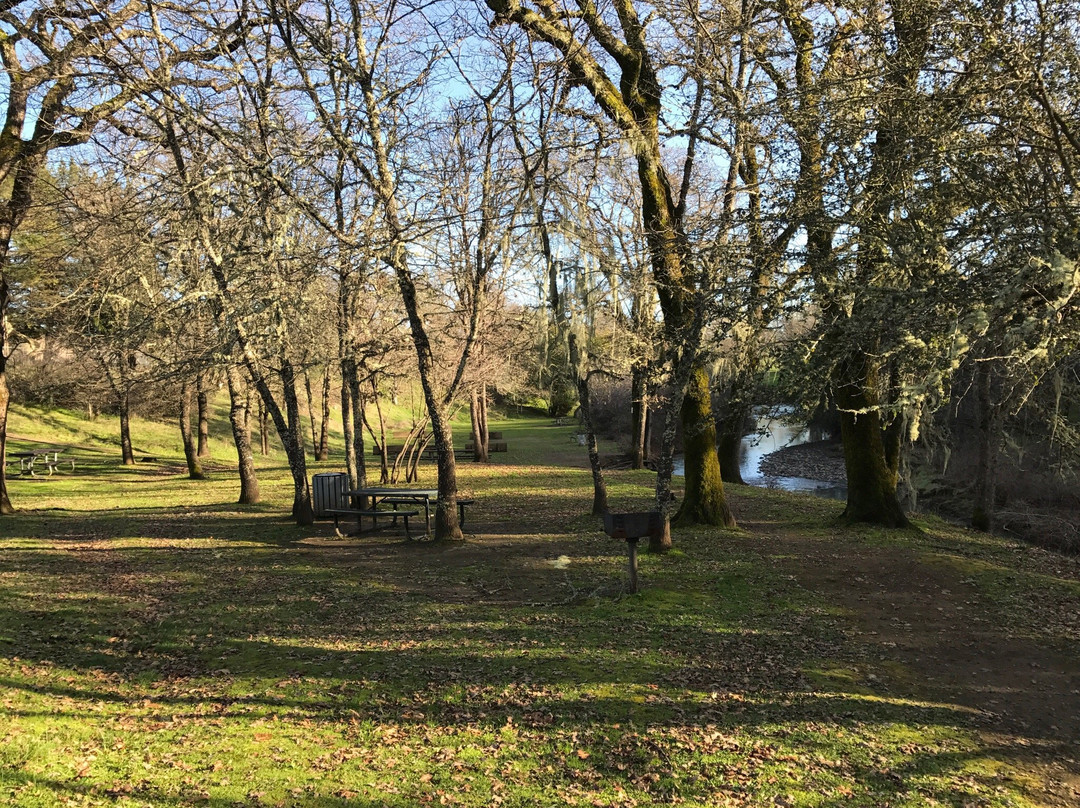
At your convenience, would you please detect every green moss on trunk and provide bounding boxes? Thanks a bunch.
[675,366,736,528]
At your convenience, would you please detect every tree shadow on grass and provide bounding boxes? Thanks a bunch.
[2,502,1078,805]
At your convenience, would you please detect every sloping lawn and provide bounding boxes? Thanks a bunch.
[1,415,1078,806]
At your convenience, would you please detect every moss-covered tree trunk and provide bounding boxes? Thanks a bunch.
[971,360,1001,532]
[835,357,908,527]
[676,367,736,526]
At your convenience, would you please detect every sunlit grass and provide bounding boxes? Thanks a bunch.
[0,403,1075,806]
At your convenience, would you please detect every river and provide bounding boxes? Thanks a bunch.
[674,410,848,500]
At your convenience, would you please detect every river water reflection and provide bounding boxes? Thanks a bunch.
[674,410,848,500]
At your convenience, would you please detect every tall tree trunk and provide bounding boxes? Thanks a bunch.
[179,382,205,480]
[470,387,489,463]
[119,389,135,466]
[570,333,608,516]
[478,385,489,455]
[196,373,211,457]
[0,348,12,514]
[258,398,270,455]
[317,368,331,461]
[348,370,367,488]
[227,365,260,504]
[971,360,1001,532]
[304,368,318,460]
[630,364,648,470]
[369,380,388,484]
[278,359,314,523]
[341,358,359,488]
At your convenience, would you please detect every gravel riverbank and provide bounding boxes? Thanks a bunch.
[757,440,847,483]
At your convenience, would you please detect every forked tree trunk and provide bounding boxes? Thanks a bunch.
[179,382,206,480]
[196,373,211,457]
[478,387,489,456]
[470,387,489,463]
[227,365,260,504]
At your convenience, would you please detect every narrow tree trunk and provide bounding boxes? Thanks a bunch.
[341,358,359,488]
[304,368,318,460]
[0,353,12,514]
[470,388,489,463]
[227,365,260,504]
[180,382,205,480]
[348,371,367,488]
[119,390,135,466]
[675,367,736,527]
[478,385,489,456]
[317,368,331,461]
[196,373,211,457]
[258,398,270,455]
[972,361,1001,532]
[370,381,388,484]
[279,359,314,523]
[630,364,648,470]
[570,334,608,516]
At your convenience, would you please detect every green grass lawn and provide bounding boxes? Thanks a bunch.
[1,404,1078,806]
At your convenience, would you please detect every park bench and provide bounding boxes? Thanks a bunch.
[325,507,421,538]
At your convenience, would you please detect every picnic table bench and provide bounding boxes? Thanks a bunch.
[419,447,474,462]
[464,441,507,453]
[9,450,73,477]
[326,506,422,538]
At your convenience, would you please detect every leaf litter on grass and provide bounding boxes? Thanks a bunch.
[1,426,1078,806]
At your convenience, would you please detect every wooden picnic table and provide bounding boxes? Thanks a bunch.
[325,487,474,536]
[8,450,71,477]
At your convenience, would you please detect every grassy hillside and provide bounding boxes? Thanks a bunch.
[1,403,1078,807]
